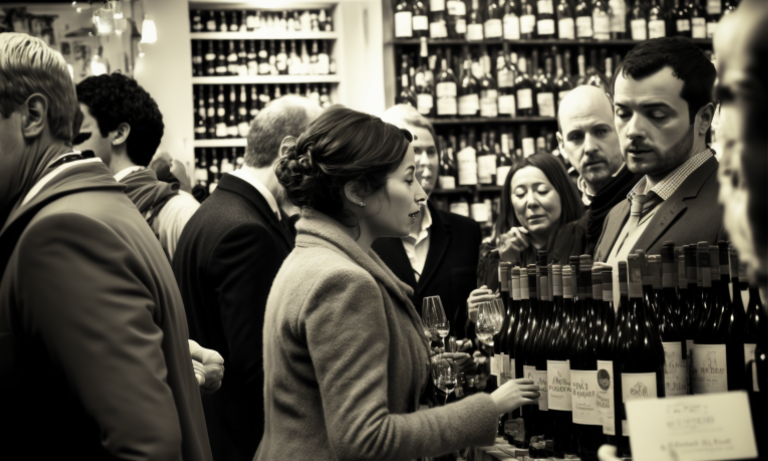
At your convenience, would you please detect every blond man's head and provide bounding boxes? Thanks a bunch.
[0,32,77,142]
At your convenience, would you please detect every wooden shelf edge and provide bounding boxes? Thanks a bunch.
[432,185,503,195]
[389,38,712,46]
[428,116,557,125]
[192,75,340,84]
[194,138,248,147]
[191,31,338,40]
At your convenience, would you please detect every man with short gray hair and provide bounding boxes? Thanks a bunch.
[173,95,322,461]
[0,33,212,460]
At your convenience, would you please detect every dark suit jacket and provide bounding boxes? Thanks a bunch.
[595,156,727,261]
[0,159,211,460]
[173,174,294,461]
[372,202,482,338]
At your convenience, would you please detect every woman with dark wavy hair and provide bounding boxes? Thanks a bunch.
[257,106,539,461]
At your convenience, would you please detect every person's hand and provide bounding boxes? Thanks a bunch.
[456,338,473,353]
[597,444,621,461]
[440,352,476,374]
[490,378,540,415]
[499,227,531,261]
[189,339,225,395]
[468,286,499,323]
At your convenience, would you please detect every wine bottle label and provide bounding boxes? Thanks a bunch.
[247,15,257,29]
[691,343,728,394]
[216,123,227,138]
[467,23,484,41]
[394,12,413,37]
[216,65,228,74]
[621,372,658,436]
[194,125,206,134]
[505,356,515,380]
[593,14,610,38]
[609,0,627,32]
[490,355,498,376]
[458,94,480,115]
[447,0,467,15]
[662,263,675,287]
[537,0,554,14]
[498,94,516,115]
[558,89,571,103]
[537,19,556,36]
[471,202,489,223]
[516,88,533,110]
[413,15,429,31]
[706,21,717,39]
[477,155,497,184]
[534,370,549,411]
[631,19,648,40]
[596,360,616,436]
[522,137,536,158]
[317,55,330,75]
[258,63,270,75]
[417,94,434,114]
[692,18,706,38]
[480,91,499,117]
[744,343,759,392]
[195,168,207,181]
[217,107,226,117]
[498,69,514,88]
[547,360,572,411]
[504,15,521,39]
[207,107,215,118]
[577,16,593,38]
[436,81,457,98]
[571,369,601,426]
[676,19,691,32]
[662,342,687,396]
[497,165,511,186]
[430,21,448,38]
[648,19,666,39]
[471,61,484,80]
[536,92,555,117]
[449,201,470,217]
[238,122,249,138]
[457,147,478,185]
[456,19,467,33]
[206,20,216,31]
[558,18,575,39]
[226,126,238,137]
[523,365,536,381]
[431,0,446,12]
[520,14,536,34]
[484,19,503,38]
[707,0,722,15]
[439,175,456,189]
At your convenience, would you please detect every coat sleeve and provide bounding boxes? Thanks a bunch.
[302,269,499,461]
[17,213,183,461]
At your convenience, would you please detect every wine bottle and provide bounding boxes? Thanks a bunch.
[191,9,203,32]
[205,86,216,139]
[533,255,553,448]
[688,0,706,38]
[257,40,269,75]
[743,263,765,395]
[205,10,217,32]
[457,129,478,186]
[675,246,686,308]
[609,0,628,38]
[195,86,207,140]
[237,85,249,138]
[515,54,535,117]
[480,53,499,118]
[476,131,496,184]
[536,0,556,38]
[716,242,733,318]
[593,0,611,40]
[436,49,458,117]
[429,0,448,38]
[485,0,504,38]
[536,52,556,118]
[557,0,576,39]
[705,0,721,38]
[226,85,238,138]
[522,264,541,448]
[413,38,435,116]
[692,241,727,394]
[520,0,537,38]
[447,0,468,38]
[192,41,203,77]
[520,124,536,158]
[556,49,574,104]
[575,46,588,86]
[597,264,620,447]
[459,50,480,117]
[504,0,522,39]
[413,0,430,37]
[215,85,227,139]
[208,150,220,194]
[465,0,483,41]
[630,0,649,40]
[506,266,531,447]
[395,0,415,37]
[654,248,688,397]
[576,0,594,39]
[497,44,516,118]
[648,0,667,38]
[195,149,209,189]
[218,11,228,32]
[225,40,237,76]
[618,254,665,457]
[672,0,691,36]
[397,55,418,106]
[549,264,575,457]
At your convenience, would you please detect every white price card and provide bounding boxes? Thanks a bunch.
[626,391,758,461]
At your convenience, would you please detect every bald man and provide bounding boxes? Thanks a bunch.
[550,86,644,262]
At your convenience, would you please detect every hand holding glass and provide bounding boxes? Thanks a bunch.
[431,355,459,405]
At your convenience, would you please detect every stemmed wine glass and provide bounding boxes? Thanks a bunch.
[431,354,459,406]
[476,300,502,347]
[422,296,450,351]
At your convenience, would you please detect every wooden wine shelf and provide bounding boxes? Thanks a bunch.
[191,31,338,40]
[391,38,713,46]
[194,138,248,147]
[428,116,556,125]
[432,185,503,195]
[192,75,340,84]
[189,0,337,9]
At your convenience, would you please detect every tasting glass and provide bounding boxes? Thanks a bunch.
[476,301,500,347]
[422,296,450,350]
[431,354,459,406]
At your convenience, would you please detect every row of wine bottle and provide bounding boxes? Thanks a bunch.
[189,9,333,34]
[393,0,737,40]
[194,148,245,195]
[398,39,611,118]
[193,84,333,140]
[460,242,763,460]
[192,39,334,77]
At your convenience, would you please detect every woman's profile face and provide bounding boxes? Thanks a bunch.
[510,166,562,239]
[367,144,427,238]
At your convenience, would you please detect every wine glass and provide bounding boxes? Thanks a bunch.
[421,298,437,340]
[423,296,450,351]
[446,336,458,353]
[476,301,498,347]
[431,354,459,406]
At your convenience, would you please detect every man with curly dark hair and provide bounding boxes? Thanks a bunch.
[75,73,200,261]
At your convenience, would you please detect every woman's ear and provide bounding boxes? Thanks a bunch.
[343,180,366,208]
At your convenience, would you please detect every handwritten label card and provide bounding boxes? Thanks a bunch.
[626,391,758,461]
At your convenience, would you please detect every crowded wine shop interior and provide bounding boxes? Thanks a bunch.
[0,0,766,460]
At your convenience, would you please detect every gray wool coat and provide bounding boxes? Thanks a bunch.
[256,209,500,461]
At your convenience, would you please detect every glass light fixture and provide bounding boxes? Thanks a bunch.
[94,7,115,35]
[140,14,156,43]
[106,1,123,19]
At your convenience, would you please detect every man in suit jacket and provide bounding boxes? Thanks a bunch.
[0,33,211,460]
[594,38,726,306]
[375,105,482,338]
[173,96,322,461]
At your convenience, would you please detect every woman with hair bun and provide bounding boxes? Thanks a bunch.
[257,106,539,461]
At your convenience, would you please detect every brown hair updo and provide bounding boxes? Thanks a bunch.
[275,105,413,227]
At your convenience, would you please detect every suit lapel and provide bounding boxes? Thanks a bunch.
[596,200,630,262]
[634,157,718,252]
[374,237,417,290]
[418,204,450,292]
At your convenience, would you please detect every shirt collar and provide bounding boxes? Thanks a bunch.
[405,202,432,243]
[627,149,713,201]
[577,163,626,207]
[228,167,281,220]
[114,165,146,182]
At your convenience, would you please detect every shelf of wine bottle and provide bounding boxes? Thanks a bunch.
[428,116,556,125]
[432,185,503,195]
[195,138,248,148]
[191,31,339,40]
[192,75,340,84]
[390,38,712,46]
